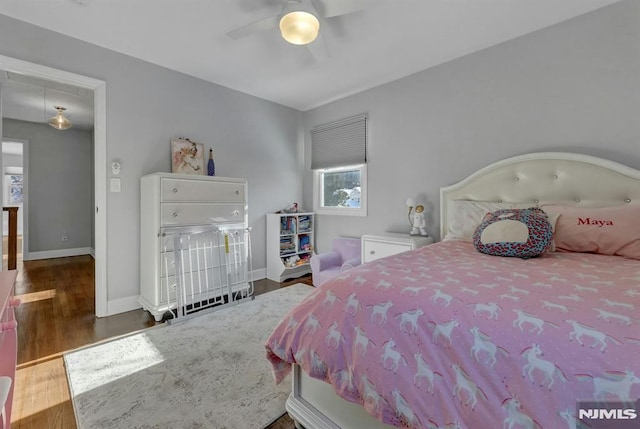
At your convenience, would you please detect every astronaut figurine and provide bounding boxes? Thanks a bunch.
[410,204,428,236]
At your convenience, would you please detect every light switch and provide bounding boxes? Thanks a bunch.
[110,177,121,192]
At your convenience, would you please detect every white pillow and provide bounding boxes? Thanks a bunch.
[444,200,536,242]
[539,209,561,251]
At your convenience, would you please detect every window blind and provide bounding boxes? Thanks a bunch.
[311,113,367,170]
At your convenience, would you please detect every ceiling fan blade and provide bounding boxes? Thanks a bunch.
[315,0,372,18]
[306,32,330,63]
[226,15,280,40]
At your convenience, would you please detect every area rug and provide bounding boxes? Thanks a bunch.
[64,283,313,429]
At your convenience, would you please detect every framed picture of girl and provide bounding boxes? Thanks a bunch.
[171,138,204,175]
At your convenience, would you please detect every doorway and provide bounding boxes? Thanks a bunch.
[2,139,26,269]
[0,55,108,316]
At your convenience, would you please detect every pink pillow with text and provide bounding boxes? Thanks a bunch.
[541,204,640,260]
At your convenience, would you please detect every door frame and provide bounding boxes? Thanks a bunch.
[0,55,108,317]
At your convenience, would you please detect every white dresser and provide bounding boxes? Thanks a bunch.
[139,173,248,321]
[361,233,434,263]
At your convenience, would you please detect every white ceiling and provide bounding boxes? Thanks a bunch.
[0,70,95,130]
[0,0,621,116]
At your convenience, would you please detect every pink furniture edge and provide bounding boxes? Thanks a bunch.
[0,270,19,429]
[310,237,361,287]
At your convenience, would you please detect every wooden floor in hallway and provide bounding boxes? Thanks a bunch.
[10,255,310,429]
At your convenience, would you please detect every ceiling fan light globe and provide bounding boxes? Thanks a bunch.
[279,11,319,45]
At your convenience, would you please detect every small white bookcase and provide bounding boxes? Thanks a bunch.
[266,212,315,282]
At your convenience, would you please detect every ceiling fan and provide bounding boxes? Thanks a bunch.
[226,0,373,62]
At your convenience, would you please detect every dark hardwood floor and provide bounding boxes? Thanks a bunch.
[11,255,311,429]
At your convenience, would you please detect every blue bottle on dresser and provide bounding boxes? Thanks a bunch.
[207,148,215,176]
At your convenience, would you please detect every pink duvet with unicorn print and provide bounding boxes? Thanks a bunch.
[265,240,640,429]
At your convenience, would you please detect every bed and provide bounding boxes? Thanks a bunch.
[265,152,640,429]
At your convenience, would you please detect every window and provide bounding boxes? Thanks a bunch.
[5,174,23,204]
[314,164,367,216]
[311,114,367,216]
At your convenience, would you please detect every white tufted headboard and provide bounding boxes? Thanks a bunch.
[440,152,640,239]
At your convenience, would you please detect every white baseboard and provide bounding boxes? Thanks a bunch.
[24,247,92,261]
[250,268,266,281]
[106,295,142,317]
[102,267,267,318]
[89,247,95,259]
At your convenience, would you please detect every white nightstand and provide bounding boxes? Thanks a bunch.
[361,233,434,263]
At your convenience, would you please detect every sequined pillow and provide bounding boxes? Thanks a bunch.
[473,208,553,258]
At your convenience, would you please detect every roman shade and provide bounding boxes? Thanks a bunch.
[311,113,367,170]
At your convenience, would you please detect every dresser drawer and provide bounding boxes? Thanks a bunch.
[161,179,245,203]
[363,240,411,263]
[161,203,244,226]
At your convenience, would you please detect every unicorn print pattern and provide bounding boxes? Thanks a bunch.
[452,363,487,409]
[502,397,541,429]
[431,289,454,306]
[472,302,501,319]
[381,339,408,373]
[369,301,393,324]
[325,322,345,349]
[470,326,508,368]
[430,319,459,346]
[566,320,621,351]
[396,309,423,334]
[521,344,567,389]
[345,292,361,314]
[353,326,375,355]
[265,240,640,429]
[413,353,443,393]
[576,370,640,402]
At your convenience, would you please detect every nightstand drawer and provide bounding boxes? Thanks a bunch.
[363,241,410,263]
[361,233,434,263]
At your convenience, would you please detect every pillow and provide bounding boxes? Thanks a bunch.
[473,208,553,258]
[341,257,361,271]
[539,210,561,251]
[445,200,535,242]
[540,204,640,260]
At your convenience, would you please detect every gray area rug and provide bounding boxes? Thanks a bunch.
[64,284,313,429]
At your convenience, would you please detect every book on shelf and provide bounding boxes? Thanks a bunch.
[298,234,312,252]
[280,216,296,234]
[279,237,296,255]
[298,215,312,232]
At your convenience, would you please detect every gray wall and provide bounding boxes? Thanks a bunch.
[0,14,302,309]
[302,0,640,253]
[3,118,92,252]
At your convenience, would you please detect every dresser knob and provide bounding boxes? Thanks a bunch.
[235,190,240,195]
[172,188,178,193]
[370,250,375,255]
[172,212,178,218]
[232,210,240,216]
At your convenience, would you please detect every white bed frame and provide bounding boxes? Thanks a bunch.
[285,152,640,429]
